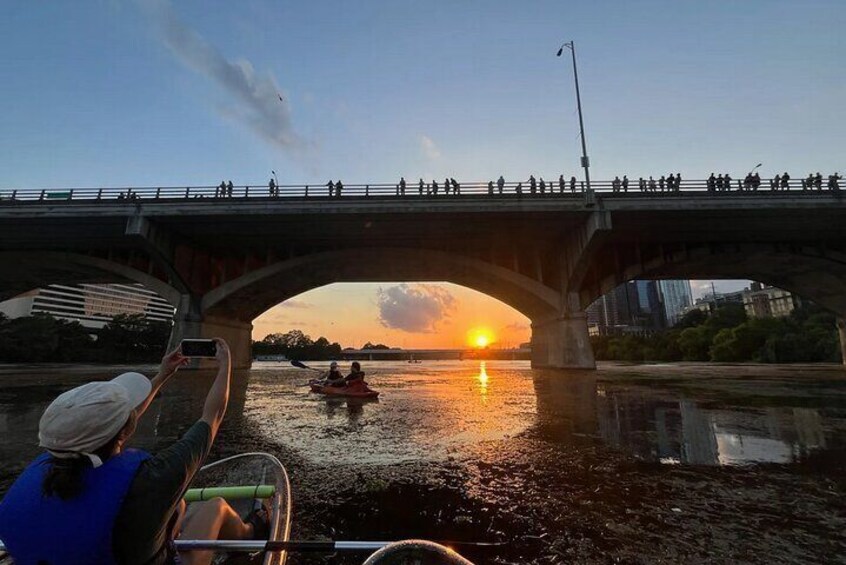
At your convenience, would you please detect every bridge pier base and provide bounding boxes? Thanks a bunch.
[838,317,846,366]
[167,296,253,369]
[530,313,596,370]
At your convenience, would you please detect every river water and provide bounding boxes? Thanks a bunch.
[1,361,845,563]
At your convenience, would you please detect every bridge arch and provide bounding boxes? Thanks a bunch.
[202,247,561,323]
[0,251,181,307]
[578,243,846,316]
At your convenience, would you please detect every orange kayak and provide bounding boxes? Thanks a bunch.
[309,379,380,399]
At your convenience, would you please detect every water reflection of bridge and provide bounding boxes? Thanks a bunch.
[532,374,834,465]
[340,348,531,361]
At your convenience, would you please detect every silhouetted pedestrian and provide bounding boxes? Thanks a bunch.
[268,178,277,196]
[515,182,523,195]
[432,180,438,195]
[803,174,813,190]
[488,181,494,194]
[419,178,425,195]
[399,177,406,196]
[724,174,732,191]
[772,174,781,190]
[612,176,621,192]
[814,172,822,190]
[539,178,546,194]
[226,180,234,197]
[450,178,459,194]
[716,174,724,191]
[667,174,676,192]
[327,180,335,197]
[828,173,841,191]
[780,172,790,190]
[752,173,761,190]
[622,175,629,192]
[335,180,343,196]
[497,175,505,194]
[559,174,565,193]
[570,176,577,192]
[743,173,752,191]
[675,173,682,191]
[529,175,537,194]
[218,181,226,197]
[707,173,716,192]
[659,175,666,192]
[639,177,646,192]
[648,176,657,192]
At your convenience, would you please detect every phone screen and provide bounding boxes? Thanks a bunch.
[181,339,217,358]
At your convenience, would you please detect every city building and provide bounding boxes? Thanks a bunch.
[685,288,745,315]
[587,280,671,335]
[657,280,694,327]
[742,282,802,319]
[0,283,174,329]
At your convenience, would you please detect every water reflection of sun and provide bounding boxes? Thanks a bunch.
[478,361,488,400]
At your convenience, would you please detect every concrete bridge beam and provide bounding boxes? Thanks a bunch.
[167,294,253,369]
[530,313,596,369]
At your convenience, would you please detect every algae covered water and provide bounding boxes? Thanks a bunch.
[1,361,845,563]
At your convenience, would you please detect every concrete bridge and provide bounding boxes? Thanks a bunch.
[1,179,845,369]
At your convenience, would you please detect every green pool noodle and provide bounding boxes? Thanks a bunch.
[183,485,276,502]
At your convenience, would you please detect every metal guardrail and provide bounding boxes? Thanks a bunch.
[0,177,841,203]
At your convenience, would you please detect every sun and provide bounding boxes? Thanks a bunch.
[468,327,495,349]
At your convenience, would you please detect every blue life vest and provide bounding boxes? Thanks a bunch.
[0,449,150,565]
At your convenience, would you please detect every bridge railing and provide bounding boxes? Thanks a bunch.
[0,177,841,204]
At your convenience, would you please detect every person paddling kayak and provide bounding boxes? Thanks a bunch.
[324,361,345,387]
[0,338,268,565]
[345,361,366,385]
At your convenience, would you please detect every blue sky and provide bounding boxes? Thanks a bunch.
[2,1,843,343]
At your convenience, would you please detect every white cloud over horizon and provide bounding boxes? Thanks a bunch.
[376,284,455,333]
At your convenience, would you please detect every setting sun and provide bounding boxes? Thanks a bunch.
[468,327,495,349]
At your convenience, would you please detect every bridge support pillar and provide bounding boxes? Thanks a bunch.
[530,313,596,370]
[167,295,253,369]
[838,317,846,366]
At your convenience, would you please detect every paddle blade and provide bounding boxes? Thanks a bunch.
[291,360,310,369]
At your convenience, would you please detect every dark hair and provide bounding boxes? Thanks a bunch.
[42,429,124,500]
[351,362,361,370]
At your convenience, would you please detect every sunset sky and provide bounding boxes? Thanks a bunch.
[2,2,843,348]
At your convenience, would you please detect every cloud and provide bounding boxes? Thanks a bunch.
[419,135,441,160]
[280,299,314,309]
[504,322,530,332]
[376,284,455,333]
[140,0,305,152]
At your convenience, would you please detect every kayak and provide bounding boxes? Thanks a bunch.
[187,452,292,565]
[309,379,380,399]
[363,540,475,564]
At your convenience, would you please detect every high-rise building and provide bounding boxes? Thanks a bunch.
[0,283,174,328]
[742,282,802,319]
[657,280,694,327]
[587,280,668,335]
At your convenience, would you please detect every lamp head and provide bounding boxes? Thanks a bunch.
[556,47,564,57]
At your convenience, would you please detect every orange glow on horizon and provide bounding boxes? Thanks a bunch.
[468,327,495,349]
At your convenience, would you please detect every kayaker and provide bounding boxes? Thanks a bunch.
[345,361,366,385]
[0,338,268,565]
[325,361,346,387]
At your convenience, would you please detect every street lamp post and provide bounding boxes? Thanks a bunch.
[557,41,590,191]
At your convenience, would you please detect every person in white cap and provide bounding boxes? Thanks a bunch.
[0,338,268,565]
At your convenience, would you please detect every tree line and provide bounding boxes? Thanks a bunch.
[0,313,171,363]
[591,303,842,364]
[252,329,343,360]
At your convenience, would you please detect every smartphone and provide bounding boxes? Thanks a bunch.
[181,339,217,358]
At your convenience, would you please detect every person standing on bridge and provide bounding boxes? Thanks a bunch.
[497,175,505,194]
[570,176,577,192]
[612,176,621,193]
[335,180,344,196]
[451,178,460,194]
[648,176,657,192]
[226,180,234,197]
[268,177,277,196]
[772,174,781,191]
[419,178,425,195]
[667,174,676,192]
[639,177,646,192]
[539,178,546,194]
[707,173,716,192]
[442,177,450,195]
[675,173,682,192]
[781,172,790,190]
[431,179,438,195]
[327,180,335,197]
[559,175,566,194]
[398,177,406,196]
[515,182,523,195]
[529,175,537,194]
[217,181,226,197]
[828,173,842,191]
[622,175,629,192]
[488,181,495,194]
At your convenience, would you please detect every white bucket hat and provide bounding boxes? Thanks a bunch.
[38,372,151,467]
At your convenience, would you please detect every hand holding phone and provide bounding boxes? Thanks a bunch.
[180,339,218,358]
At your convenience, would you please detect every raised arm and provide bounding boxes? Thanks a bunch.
[135,347,190,418]
[201,338,232,439]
